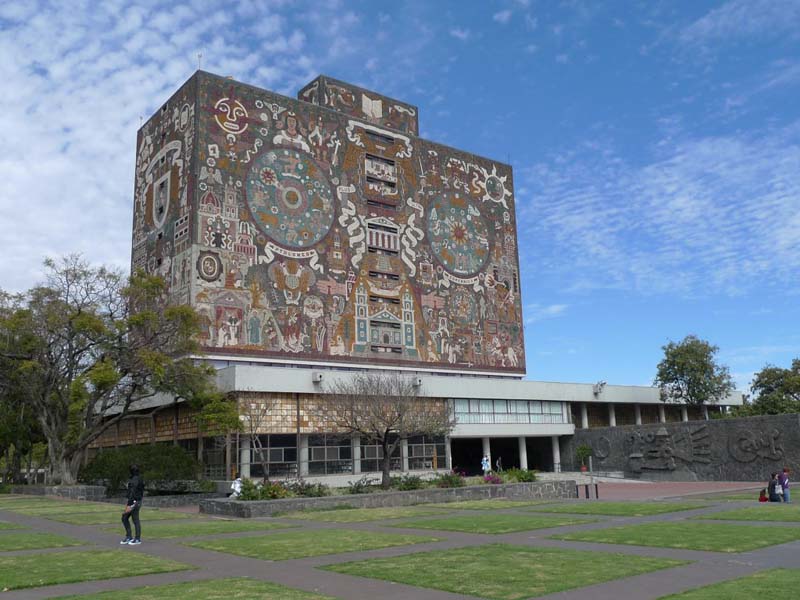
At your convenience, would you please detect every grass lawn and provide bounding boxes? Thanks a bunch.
[423,499,547,510]
[0,520,25,530]
[102,519,294,539]
[54,577,334,599]
[0,532,83,552]
[696,492,761,501]
[281,506,447,522]
[552,522,800,552]
[0,550,190,591]
[696,505,800,522]
[186,528,440,561]
[44,508,194,525]
[0,497,72,510]
[531,501,706,517]
[658,568,800,599]
[325,543,689,599]
[15,503,128,516]
[390,513,595,534]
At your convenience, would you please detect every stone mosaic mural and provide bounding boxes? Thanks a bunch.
[132,71,524,374]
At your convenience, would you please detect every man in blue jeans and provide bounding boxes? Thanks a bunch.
[121,464,144,545]
[779,468,791,503]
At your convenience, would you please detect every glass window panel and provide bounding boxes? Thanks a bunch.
[455,399,469,413]
[550,402,563,414]
[480,400,493,413]
[339,446,351,460]
[530,401,542,414]
[469,399,481,413]
[269,448,283,462]
[494,400,507,414]
[271,434,297,447]
[512,400,527,413]
[326,447,339,461]
[284,448,297,462]
[312,447,326,461]
[364,446,377,458]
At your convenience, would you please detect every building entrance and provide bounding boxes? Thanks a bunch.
[490,437,520,472]
[526,437,555,471]
[449,438,484,475]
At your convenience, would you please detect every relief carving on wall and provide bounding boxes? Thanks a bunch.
[626,426,711,472]
[728,428,784,463]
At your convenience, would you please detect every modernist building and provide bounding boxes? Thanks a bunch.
[91,71,743,478]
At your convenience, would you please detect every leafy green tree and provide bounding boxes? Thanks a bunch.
[0,255,237,484]
[654,334,734,406]
[733,360,800,416]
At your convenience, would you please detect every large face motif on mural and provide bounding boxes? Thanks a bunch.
[245,149,335,249]
[214,97,248,134]
[427,192,490,276]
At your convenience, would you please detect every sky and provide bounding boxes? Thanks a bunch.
[1,0,798,392]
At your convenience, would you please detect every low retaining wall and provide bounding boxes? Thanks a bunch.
[10,485,106,501]
[200,480,576,518]
[10,485,224,507]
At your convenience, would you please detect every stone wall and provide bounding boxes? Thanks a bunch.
[200,480,576,518]
[10,485,107,501]
[561,413,800,481]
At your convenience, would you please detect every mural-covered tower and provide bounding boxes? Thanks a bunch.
[132,71,526,376]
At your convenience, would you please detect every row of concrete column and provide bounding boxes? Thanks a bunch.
[237,434,454,479]
[481,435,561,474]
[579,403,709,429]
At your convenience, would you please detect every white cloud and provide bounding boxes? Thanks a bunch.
[519,123,800,296]
[678,0,800,47]
[493,10,512,25]
[449,27,471,41]
[524,304,568,324]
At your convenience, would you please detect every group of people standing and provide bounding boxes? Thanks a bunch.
[760,467,791,503]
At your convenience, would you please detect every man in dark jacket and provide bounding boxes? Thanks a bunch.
[121,464,144,545]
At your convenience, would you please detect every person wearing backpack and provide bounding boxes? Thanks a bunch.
[121,464,144,545]
[779,468,790,503]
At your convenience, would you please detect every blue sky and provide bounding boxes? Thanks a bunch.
[1,0,798,391]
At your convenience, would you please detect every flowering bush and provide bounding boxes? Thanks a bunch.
[483,473,503,485]
[434,470,466,488]
[504,468,537,483]
[237,478,294,500]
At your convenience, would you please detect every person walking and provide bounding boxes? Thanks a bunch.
[481,455,490,476]
[121,464,144,545]
[779,468,791,503]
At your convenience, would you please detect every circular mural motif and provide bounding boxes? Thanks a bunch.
[245,149,334,249]
[427,192,490,276]
[485,175,505,201]
[449,288,478,326]
[197,250,223,282]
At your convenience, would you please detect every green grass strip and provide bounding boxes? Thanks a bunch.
[531,501,706,516]
[281,506,448,522]
[53,577,334,599]
[552,522,800,552]
[45,508,194,525]
[0,520,25,530]
[325,543,688,599]
[423,499,548,510]
[658,568,800,599]
[0,532,83,552]
[186,528,439,561]
[102,519,294,539]
[390,513,595,534]
[0,550,190,591]
[697,505,800,522]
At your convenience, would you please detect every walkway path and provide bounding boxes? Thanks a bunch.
[0,480,791,600]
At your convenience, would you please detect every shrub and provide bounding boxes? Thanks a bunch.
[505,468,537,483]
[238,479,295,500]
[238,478,261,501]
[0,483,11,494]
[391,474,425,490]
[79,445,201,494]
[347,475,378,494]
[483,473,503,485]
[433,470,465,488]
[286,479,331,497]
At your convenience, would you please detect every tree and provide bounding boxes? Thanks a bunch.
[733,359,800,416]
[0,255,238,484]
[326,371,454,489]
[654,335,734,406]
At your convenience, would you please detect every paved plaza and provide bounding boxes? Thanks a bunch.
[1,481,798,599]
